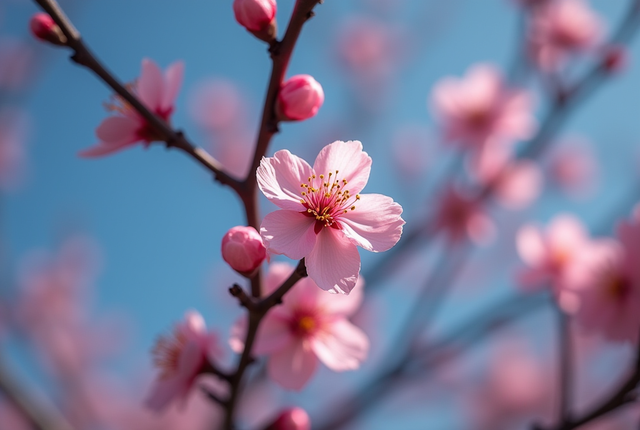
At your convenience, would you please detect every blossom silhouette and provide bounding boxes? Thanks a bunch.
[80,58,184,157]
[230,263,369,390]
[257,140,404,294]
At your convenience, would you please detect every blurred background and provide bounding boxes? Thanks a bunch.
[1,0,640,428]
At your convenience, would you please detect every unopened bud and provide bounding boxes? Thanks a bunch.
[29,13,67,46]
[265,408,311,430]
[276,75,324,121]
[221,226,266,277]
[233,0,277,43]
[602,45,628,74]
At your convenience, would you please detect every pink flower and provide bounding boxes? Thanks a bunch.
[276,75,325,121]
[529,0,603,70]
[548,139,599,198]
[80,58,184,158]
[146,311,223,412]
[516,215,593,297]
[29,13,66,45]
[265,407,311,430]
[257,140,404,294]
[233,0,276,32]
[230,263,369,390]
[221,225,266,276]
[566,207,640,342]
[434,185,495,245]
[430,64,536,150]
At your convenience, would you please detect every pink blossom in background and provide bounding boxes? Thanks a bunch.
[276,75,325,121]
[0,107,28,192]
[257,140,404,293]
[466,342,553,430]
[188,79,245,132]
[434,185,495,245]
[547,140,599,198]
[470,144,542,210]
[265,407,311,430]
[230,263,369,390]
[516,214,598,310]
[80,58,184,158]
[566,207,640,343]
[528,0,603,70]
[146,310,223,412]
[430,64,536,150]
[0,37,34,91]
[221,226,266,276]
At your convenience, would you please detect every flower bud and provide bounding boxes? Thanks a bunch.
[265,408,311,430]
[233,0,277,43]
[276,75,324,121]
[221,226,266,277]
[29,13,67,46]
[602,45,628,74]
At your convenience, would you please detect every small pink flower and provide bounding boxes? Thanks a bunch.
[233,0,276,32]
[276,75,325,121]
[566,207,640,342]
[516,214,592,294]
[230,263,369,390]
[265,407,311,430]
[29,13,66,45]
[257,140,404,293]
[430,64,536,150]
[434,185,495,245]
[146,311,223,412]
[548,140,599,198]
[221,225,266,276]
[80,58,184,158]
[529,0,603,70]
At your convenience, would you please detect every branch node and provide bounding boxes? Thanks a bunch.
[306,10,316,20]
[229,284,257,311]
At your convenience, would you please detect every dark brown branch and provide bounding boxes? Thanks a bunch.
[32,0,242,194]
[0,357,76,430]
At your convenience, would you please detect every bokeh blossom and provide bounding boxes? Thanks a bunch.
[258,140,404,294]
[230,263,369,390]
[80,58,184,157]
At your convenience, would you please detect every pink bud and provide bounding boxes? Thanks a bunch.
[602,45,628,73]
[233,0,277,42]
[265,408,311,430]
[29,13,67,46]
[276,75,324,121]
[221,226,266,276]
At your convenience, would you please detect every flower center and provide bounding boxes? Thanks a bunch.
[299,170,360,234]
[152,328,187,380]
[103,81,138,116]
[605,274,629,300]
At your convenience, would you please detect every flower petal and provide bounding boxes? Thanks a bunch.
[306,228,360,294]
[517,224,545,266]
[145,376,181,412]
[312,140,372,195]
[95,115,140,144]
[261,210,316,260]
[138,58,164,110]
[316,276,364,316]
[340,194,404,252]
[253,313,294,355]
[257,149,315,210]
[264,262,297,296]
[78,139,137,158]
[161,61,184,112]
[311,319,369,371]
[267,341,318,391]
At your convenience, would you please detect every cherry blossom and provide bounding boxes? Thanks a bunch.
[257,140,404,294]
[434,185,495,245]
[80,58,184,158]
[430,64,536,150]
[230,263,369,390]
[146,311,223,412]
[221,226,266,276]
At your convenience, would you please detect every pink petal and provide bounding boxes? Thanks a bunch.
[517,225,545,266]
[316,276,364,316]
[312,140,372,195]
[229,317,247,353]
[430,78,463,118]
[176,339,202,380]
[311,319,369,371]
[253,313,294,355]
[260,210,316,260]
[548,214,586,251]
[340,193,404,252]
[162,61,185,111]
[95,115,140,143]
[257,149,315,211]
[78,139,137,158]
[138,58,164,110]
[496,160,542,210]
[306,228,360,294]
[264,262,297,296]
[145,376,181,412]
[267,341,318,391]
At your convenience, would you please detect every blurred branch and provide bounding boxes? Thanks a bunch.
[0,357,76,430]
[558,309,574,425]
